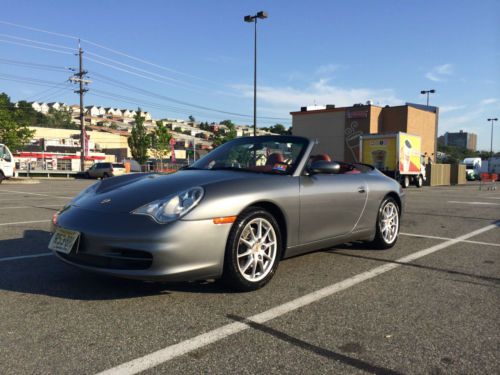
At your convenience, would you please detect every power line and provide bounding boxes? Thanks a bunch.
[0,38,73,55]
[0,57,69,72]
[0,20,220,86]
[85,56,204,93]
[86,51,208,92]
[90,72,289,121]
[0,33,76,51]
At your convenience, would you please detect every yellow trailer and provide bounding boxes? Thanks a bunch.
[360,132,425,188]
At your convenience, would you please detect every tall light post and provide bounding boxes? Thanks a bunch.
[487,118,498,157]
[420,89,436,106]
[244,11,268,136]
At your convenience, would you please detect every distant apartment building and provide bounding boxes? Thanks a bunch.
[438,130,477,151]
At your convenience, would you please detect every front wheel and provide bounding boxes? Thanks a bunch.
[401,176,410,189]
[222,208,282,292]
[0,171,4,184]
[371,197,400,249]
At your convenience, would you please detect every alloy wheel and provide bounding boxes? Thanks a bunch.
[379,201,399,244]
[236,217,277,282]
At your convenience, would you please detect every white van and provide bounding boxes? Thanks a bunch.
[0,143,15,183]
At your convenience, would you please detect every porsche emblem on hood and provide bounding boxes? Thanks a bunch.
[100,198,112,204]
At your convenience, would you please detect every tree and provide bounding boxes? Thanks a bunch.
[128,108,149,164]
[0,93,35,151]
[149,120,172,170]
[188,115,195,122]
[212,119,237,148]
[268,123,291,135]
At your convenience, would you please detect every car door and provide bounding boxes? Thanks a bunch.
[299,172,367,244]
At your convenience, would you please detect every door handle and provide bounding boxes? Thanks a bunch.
[357,186,366,193]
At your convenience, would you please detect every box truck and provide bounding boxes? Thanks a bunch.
[0,143,15,183]
[462,157,481,180]
[360,132,425,188]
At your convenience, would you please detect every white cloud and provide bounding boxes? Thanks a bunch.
[425,64,454,82]
[481,98,499,105]
[440,105,466,114]
[231,79,402,114]
[315,64,344,76]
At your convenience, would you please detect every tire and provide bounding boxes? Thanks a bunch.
[102,173,110,179]
[84,172,90,179]
[401,176,410,189]
[0,171,4,184]
[222,208,282,292]
[416,175,423,188]
[371,197,400,249]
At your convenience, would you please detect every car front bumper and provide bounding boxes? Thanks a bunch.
[51,205,232,281]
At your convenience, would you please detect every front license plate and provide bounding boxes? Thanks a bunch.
[49,228,80,254]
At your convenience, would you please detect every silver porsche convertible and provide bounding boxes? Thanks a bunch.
[50,135,404,291]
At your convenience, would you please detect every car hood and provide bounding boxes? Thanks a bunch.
[71,170,250,213]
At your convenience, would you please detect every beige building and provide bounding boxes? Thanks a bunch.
[29,127,131,157]
[292,103,438,163]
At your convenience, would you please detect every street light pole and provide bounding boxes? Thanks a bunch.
[487,118,498,157]
[420,89,436,106]
[245,11,268,137]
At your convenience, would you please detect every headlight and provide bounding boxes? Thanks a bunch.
[132,187,204,224]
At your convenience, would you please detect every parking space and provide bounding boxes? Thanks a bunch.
[0,180,498,374]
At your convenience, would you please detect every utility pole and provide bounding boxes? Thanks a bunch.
[69,41,91,172]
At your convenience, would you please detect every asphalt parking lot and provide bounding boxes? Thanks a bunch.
[0,179,498,374]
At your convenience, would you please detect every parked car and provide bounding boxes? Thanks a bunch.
[84,162,126,179]
[50,136,404,291]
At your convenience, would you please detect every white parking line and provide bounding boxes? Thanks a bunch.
[0,189,74,199]
[0,220,50,227]
[0,253,52,262]
[400,232,500,247]
[0,205,62,210]
[448,200,500,206]
[96,222,498,375]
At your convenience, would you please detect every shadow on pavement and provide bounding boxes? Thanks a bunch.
[0,230,229,301]
[328,249,500,285]
[226,314,403,375]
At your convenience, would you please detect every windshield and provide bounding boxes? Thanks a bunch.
[188,136,308,175]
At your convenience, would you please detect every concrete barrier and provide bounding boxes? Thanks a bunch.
[425,164,451,186]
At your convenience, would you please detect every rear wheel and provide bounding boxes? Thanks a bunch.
[222,208,282,292]
[102,172,110,179]
[372,197,400,249]
[416,175,423,188]
[0,171,4,184]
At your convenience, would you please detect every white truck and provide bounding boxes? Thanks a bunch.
[0,143,15,183]
[462,157,482,180]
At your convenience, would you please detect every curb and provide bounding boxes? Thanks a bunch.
[1,178,41,185]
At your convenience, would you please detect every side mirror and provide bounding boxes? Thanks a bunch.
[309,161,341,174]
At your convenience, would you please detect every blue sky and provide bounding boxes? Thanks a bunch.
[1,0,499,150]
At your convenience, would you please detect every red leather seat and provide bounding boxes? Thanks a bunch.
[266,153,285,166]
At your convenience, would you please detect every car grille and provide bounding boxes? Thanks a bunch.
[58,249,153,270]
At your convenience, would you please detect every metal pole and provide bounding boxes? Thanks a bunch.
[78,47,85,172]
[253,18,257,136]
[426,92,429,107]
[491,119,494,157]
